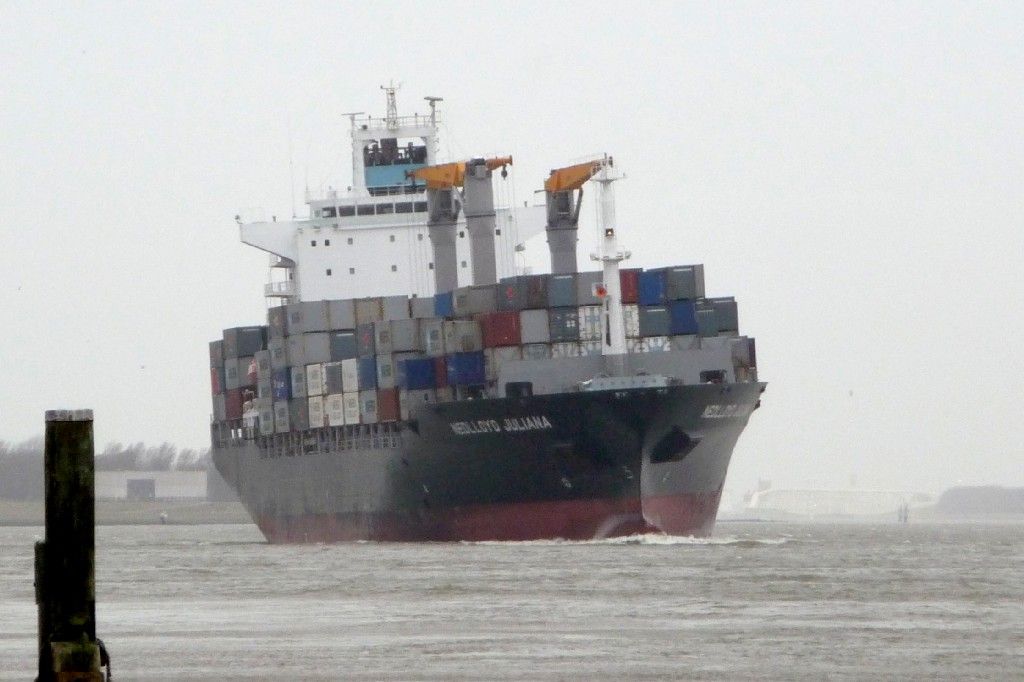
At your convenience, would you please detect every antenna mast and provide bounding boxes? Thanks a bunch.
[381,81,401,130]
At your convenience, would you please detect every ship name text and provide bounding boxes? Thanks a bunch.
[702,404,754,419]
[450,415,553,436]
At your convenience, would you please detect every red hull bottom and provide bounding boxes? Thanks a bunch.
[256,491,723,543]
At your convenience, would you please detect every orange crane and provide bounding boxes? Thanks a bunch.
[543,159,606,274]
[408,156,512,188]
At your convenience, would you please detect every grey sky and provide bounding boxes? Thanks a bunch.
[2,2,1021,495]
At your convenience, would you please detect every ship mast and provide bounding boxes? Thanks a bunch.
[381,81,400,130]
[590,155,630,373]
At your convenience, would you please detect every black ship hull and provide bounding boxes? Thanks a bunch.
[212,382,764,542]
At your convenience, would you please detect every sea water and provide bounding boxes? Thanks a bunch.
[1,522,1020,680]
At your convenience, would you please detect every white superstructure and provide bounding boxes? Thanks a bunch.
[238,89,546,303]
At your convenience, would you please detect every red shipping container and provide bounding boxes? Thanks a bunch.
[224,388,244,420]
[377,388,400,422]
[210,367,223,395]
[620,268,641,304]
[433,356,448,388]
[479,311,521,348]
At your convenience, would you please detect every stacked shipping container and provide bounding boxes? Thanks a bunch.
[210,265,751,433]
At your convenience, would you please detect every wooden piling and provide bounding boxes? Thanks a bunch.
[35,409,103,682]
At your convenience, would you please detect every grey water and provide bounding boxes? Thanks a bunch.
[1,523,1021,680]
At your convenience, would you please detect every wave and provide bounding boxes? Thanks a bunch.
[464,533,790,547]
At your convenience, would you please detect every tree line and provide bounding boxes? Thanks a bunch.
[0,437,210,500]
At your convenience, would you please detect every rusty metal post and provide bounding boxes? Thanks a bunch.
[35,409,103,682]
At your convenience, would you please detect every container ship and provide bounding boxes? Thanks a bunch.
[210,88,765,542]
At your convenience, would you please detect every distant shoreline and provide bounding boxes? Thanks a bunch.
[0,499,253,527]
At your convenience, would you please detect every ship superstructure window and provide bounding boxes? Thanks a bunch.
[495,229,501,235]
[459,231,465,238]
[310,240,316,246]
[389,235,396,242]
[414,201,428,212]
[377,204,394,215]
[324,239,330,246]
[322,207,337,218]
[326,268,332,276]
[429,263,434,269]
[461,260,467,268]
[347,237,353,245]
[349,267,356,275]
[417,233,423,241]
[339,206,355,217]
[357,205,374,216]
[395,202,413,214]
[391,265,397,272]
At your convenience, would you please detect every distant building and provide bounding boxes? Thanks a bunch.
[95,471,208,500]
[745,488,934,520]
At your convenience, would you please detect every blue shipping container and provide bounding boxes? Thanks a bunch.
[446,351,486,386]
[434,291,454,318]
[638,270,667,306]
[357,356,378,389]
[668,300,699,334]
[271,369,291,400]
[399,357,437,390]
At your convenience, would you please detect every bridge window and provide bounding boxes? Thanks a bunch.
[414,202,428,212]
[377,203,394,215]
[356,205,374,216]
[321,207,337,218]
[395,202,413,214]
[338,205,355,217]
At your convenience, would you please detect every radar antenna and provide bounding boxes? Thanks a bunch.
[424,96,443,127]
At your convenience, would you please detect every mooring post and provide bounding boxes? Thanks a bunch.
[35,409,104,682]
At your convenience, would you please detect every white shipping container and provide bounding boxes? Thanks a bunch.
[443,319,483,353]
[358,390,378,424]
[259,405,275,436]
[341,358,359,392]
[578,306,603,342]
[377,354,397,389]
[327,299,356,330]
[273,401,290,433]
[290,366,306,398]
[399,388,437,420]
[410,296,435,319]
[700,336,730,350]
[325,393,346,426]
[551,342,582,358]
[342,393,360,425]
[382,295,411,321]
[519,309,551,344]
[255,350,272,381]
[305,363,324,396]
[623,304,640,338]
[421,319,445,356]
[521,343,552,360]
[308,395,325,428]
[484,346,523,381]
[628,336,671,353]
[672,335,700,351]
